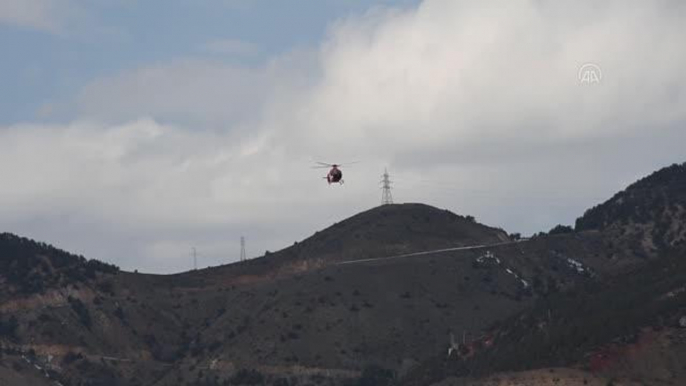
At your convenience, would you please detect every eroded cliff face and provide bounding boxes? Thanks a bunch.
[0,286,95,313]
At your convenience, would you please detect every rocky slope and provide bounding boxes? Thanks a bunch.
[576,162,686,259]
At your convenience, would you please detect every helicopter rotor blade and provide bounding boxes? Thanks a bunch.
[311,160,359,169]
[338,161,360,167]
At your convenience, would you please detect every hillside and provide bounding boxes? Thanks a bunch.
[0,233,119,298]
[153,235,606,385]
[401,249,686,386]
[0,235,193,386]
[576,162,686,259]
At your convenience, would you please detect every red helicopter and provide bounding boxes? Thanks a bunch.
[312,162,357,185]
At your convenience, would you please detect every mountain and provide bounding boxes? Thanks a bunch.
[0,204,583,386]
[2,162,686,386]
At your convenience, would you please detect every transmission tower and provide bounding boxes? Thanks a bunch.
[240,236,246,261]
[381,168,393,205]
[191,247,197,270]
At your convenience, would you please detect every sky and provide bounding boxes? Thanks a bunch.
[1,0,685,274]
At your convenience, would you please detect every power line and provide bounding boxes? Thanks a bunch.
[381,168,393,205]
[336,239,528,266]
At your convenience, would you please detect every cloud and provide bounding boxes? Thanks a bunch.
[0,0,79,33]
[296,0,686,155]
[74,54,318,128]
[75,60,268,127]
[4,0,686,273]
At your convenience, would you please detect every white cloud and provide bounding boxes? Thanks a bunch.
[3,0,686,273]
[0,118,310,224]
[74,55,317,128]
[297,0,686,155]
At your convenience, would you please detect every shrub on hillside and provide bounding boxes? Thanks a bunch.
[68,296,92,329]
[230,369,264,385]
[549,225,574,235]
[0,314,19,338]
[356,365,394,386]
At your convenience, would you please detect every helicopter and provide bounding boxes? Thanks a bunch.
[312,162,357,185]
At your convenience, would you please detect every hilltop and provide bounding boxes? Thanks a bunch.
[184,203,511,287]
[281,203,510,262]
[0,233,119,297]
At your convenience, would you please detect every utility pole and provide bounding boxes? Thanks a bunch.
[191,247,197,270]
[240,236,246,262]
[381,168,393,205]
